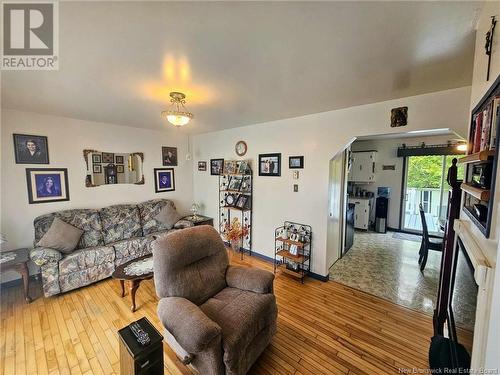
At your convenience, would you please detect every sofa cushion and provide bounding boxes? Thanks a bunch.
[199,287,278,372]
[37,217,83,254]
[30,247,63,266]
[100,204,142,244]
[59,246,114,275]
[113,237,153,266]
[138,199,179,236]
[155,203,182,230]
[59,262,115,293]
[34,209,104,249]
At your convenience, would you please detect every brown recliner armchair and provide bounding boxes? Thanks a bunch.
[152,225,277,375]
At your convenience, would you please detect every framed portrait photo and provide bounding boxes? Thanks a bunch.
[26,168,69,204]
[289,156,304,169]
[102,152,114,163]
[93,164,102,174]
[228,176,242,191]
[116,165,124,173]
[154,168,175,193]
[258,153,281,176]
[13,134,49,164]
[235,194,248,209]
[92,153,102,164]
[162,147,178,166]
[210,159,224,175]
[115,155,124,164]
[198,161,207,171]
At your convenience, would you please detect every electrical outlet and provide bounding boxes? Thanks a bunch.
[293,170,299,179]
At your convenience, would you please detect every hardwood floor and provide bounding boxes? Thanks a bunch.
[0,252,435,375]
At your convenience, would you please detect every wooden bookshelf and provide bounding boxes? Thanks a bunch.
[458,150,495,164]
[276,250,308,262]
[460,76,500,238]
[461,183,490,202]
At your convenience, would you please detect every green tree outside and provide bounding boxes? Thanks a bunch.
[407,156,443,189]
[407,155,464,189]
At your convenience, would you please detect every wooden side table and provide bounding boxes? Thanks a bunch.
[0,248,32,302]
[182,215,214,227]
[118,317,163,375]
[112,255,153,312]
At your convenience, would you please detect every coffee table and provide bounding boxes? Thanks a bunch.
[112,255,153,312]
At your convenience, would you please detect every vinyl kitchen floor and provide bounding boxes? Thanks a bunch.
[329,230,475,331]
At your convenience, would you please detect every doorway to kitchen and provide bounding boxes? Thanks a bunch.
[328,130,466,317]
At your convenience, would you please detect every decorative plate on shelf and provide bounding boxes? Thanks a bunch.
[225,194,236,206]
[235,141,247,156]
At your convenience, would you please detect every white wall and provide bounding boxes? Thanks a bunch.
[192,86,470,277]
[351,134,462,229]
[1,109,193,282]
[469,1,500,369]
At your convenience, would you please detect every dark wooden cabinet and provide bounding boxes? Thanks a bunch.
[118,317,163,375]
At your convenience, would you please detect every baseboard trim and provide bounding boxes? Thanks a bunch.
[246,250,329,282]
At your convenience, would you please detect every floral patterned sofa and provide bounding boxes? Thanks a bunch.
[30,199,193,297]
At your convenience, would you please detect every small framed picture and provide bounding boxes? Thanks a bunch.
[237,161,248,174]
[198,161,207,171]
[115,155,124,164]
[162,147,178,166]
[235,194,248,209]
[240,176,251,193]
[154,168,175,193]
[259,153,281,176]
[116,165,124,173]
[13,134,49,164]
[26,168,69,204]
[211,159,224,175]
[102,152,114,163]
[228,176,242,191]
[289,156,304,169]
[93,165,102,174]
[224,160,237,174]
[92,153,102,164]
[391,106,408,127]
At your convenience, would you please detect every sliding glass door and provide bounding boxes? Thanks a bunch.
[402,155,463,235]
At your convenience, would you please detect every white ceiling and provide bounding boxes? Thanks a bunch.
[1,1,479,134]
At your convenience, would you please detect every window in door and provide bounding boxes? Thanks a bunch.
[402,155,463,234]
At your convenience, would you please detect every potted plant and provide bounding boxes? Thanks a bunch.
[223,218,249,252]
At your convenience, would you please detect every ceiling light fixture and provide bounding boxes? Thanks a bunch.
[162,92,194,127]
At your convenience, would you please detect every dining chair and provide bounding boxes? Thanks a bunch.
[418,204,444,271]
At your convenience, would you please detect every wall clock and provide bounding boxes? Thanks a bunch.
[235,141,247,156]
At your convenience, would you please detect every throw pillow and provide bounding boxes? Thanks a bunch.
[155,203,182,229]
[37,217,83,254]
